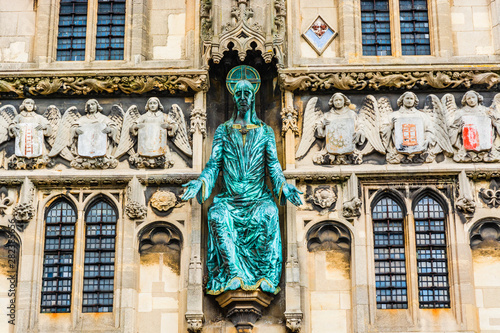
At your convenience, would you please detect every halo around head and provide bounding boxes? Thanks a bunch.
[226,65,261,95]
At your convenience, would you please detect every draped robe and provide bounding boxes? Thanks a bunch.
[196,122,286,295]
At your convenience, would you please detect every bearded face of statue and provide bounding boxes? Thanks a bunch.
[233,81,255,118]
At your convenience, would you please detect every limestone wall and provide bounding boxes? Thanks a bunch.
[0,0,35,63]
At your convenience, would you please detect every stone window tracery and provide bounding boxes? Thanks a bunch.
[414,196,450,308]
[82,199,117,313]
[41,199,77,313]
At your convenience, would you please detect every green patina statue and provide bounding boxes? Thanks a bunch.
[182,75,302,296]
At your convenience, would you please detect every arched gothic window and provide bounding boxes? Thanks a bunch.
[83,200,117,313]
[41,200,77,313]
[414,196,450,308]
[372,196,407,309]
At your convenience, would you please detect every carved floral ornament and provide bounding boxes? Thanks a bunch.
[279,70,500,92]
[0,73,208,98]
[149,190,180,212]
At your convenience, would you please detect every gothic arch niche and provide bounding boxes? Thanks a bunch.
[470,219,500,332]
[305,221,352,333]
[0,226,20,333]
[137,222,183,333]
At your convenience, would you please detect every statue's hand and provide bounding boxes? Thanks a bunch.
[35,124,47,131]
[282,183,303,206]
[160,122,173,130]
[102,126,112,135]
[181,180,203,201]
[136,123,145,129]
[75,127,84,135]
[354,131,365,144]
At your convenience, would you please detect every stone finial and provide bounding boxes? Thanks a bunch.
[12,177,35,230]
[456,170,475,221]
[342,173,361,221]
[125,176,147,220]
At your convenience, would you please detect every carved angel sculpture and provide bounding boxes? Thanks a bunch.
[114,97,192,168]
[296,93,385,164]
[443,90,500,162]
[0,99,55,169]
[49,99,123,169]
[381,91,453,164]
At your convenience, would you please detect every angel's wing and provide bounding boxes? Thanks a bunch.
[114,105,140,158]
[357,95,385,154]
[441,93,457,129]
[43,105,61,147]
[0,105,17,145]
[48,106,80,160]
[296,97,323,159]
[423,94,454,154]
[108,104,124,143]
[377,97,393,120]
[490,93,500,116]
[170,104,192,157]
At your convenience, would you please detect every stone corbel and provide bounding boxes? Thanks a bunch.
[342,173,362,221]
[285,312,303,332]
[12,177,35,231]
[125,176,147,221]
[186,313,203,332]
[456,170,475,221]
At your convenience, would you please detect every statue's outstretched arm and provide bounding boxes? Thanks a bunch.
[265,126,302,206]
[182,125,225,203]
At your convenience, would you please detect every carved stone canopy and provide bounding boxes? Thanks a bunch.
[470,220,500,250]
[306,221,351,252]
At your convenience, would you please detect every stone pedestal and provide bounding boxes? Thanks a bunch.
[215,289,274,333]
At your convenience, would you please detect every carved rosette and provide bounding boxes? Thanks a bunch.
[281,106,299,136]
[150,190,180,212]
[190,108,207,137]
[312,187,336,209]
[279,70,500,92]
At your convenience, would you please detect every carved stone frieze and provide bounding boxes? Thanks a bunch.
[0,73,208,98]
[190,108,207,137]
[279,70,500,92]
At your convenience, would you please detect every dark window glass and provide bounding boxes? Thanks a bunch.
[399,0,431,55]
[83,200,117,313]
[361,0,392,56]
[414,196,450,308]
[41,200,77,313]
[95,0,126,60]
[372,197,408,309]
[56,0,88,61]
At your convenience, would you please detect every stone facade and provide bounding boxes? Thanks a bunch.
[0,0,500,332]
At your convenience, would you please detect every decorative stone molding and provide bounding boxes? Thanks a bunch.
[125,176,147,220]
[285,312,302,332]
[281,106,299,136]
[149,190,181,212]
[470,221,500,249]
[0,73,208,98]
[70,156,118,170]
[215,289,274,333]
[279,70,500,92]
[12,177,35,231]
[190,108,207,137]
[306,222,351,252]
[456,170,475,220]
